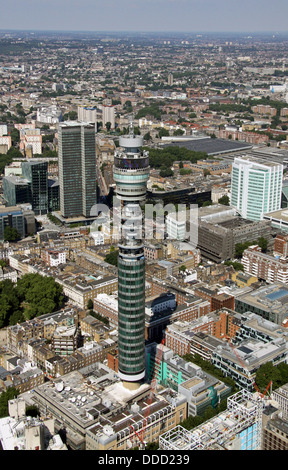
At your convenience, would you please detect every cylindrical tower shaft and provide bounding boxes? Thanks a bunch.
[113,125,149,389]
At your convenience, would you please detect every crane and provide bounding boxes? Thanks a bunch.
[129,336,166,448]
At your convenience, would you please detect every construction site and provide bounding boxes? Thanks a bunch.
[159,389,264,450]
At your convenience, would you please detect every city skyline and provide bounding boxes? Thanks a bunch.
[0,0,288,34]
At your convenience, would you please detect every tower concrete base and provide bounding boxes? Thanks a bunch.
[122,380,142,391]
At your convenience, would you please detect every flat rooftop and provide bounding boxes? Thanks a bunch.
[163,138,252,156]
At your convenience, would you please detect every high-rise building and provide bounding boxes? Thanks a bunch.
[113,124,150,389]
[231,156,283,221]
[21,161,48,215]
[77,106,98,123]
[58,122,97,219]
[102,105,115,130]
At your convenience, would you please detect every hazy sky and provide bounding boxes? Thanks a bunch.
[0,0,288,33]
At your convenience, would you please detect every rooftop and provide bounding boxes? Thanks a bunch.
[163,138,252,156]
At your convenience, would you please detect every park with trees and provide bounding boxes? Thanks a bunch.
[0,273,64,328]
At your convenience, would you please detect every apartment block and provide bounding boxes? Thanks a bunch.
[252,104,277,116]
[51,325,81,356]
[242,245,288,284]
[40,248,66,267]
[274,234,288,257]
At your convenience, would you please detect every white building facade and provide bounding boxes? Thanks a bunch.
[231,156,283,221]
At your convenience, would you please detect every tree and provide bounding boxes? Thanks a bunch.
[202,200,212,207]
[16,273,64,320]
[159,168,174,177]
[173,129,184,136]
[87,299,94,310]
[255,362,282,393]
[234,241,255,258]
[143,132,151,141]
[0,387,19,418]
[257,236,268,253]
[104,250,119,267]
[0,280,21,328]
[105,121,111,132]
[224,260,244,271]
[158,128,170,138]
[218,195,230,206]
[4,226,21,242]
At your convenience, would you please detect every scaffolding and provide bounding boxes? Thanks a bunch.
[159,389,264,450]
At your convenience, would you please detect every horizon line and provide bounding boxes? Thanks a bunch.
[1,28,288,35]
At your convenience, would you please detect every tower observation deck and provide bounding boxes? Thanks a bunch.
[113,124,150,389]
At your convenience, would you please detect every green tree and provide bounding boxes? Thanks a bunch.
[17,273,64,319]
[0,280,21,328]
[173,129,184,136]
[87,298,94,310]
[4,226,21,242]
[159,167,174,177]
[104,250,119,267]
[143,132,151,141]
[218,195,230,206]
[257,236,268,253]
[179,265,187,272]
[255,362,282,394]
[202,200,212,207]
[234,241,254,258]
[0,387,19,418]
[158,128,170,138]
[224,260,244,271]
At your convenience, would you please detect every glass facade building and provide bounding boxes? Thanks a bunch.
[113,125,150,388]
[22,161,48,215]
[3,175,31,207]
[231,156,283,221]
[0,207,25,241]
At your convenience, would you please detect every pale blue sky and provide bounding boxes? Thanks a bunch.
[0,0,287,33]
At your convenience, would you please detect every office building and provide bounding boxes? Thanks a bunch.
[48,179,60,212]
[113,124,150,389]
[166,211,186,240]
[58,122,97,219]
[261,405,288,450]
[146,345,231,417]
[21,161,48,215]
[0,206,26,241]
[272,384,288,420]
[231,156,283,221]
[3,175,31,207]
[235,283,288,325]
[196,216,271,262]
